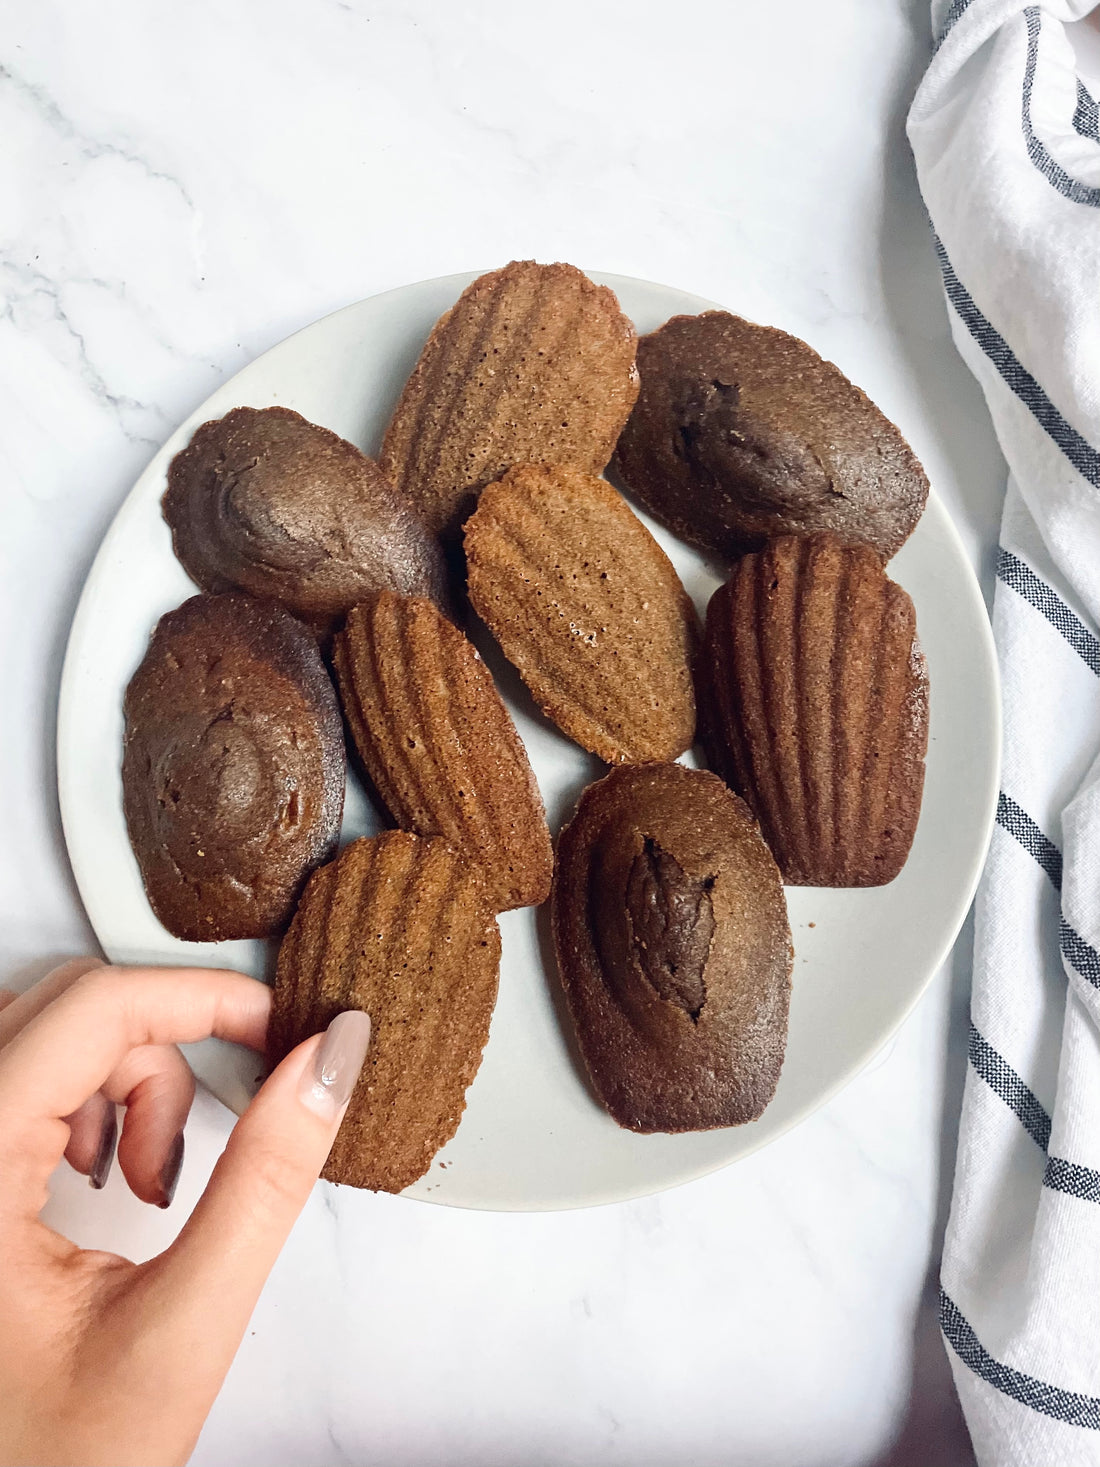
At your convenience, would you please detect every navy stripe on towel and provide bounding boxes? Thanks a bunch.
[935,0,974,51]
[969,1022,1100,1204]
[997,550,1100,674]
[1045,1156,1100,1205]
[996,792,1063,890]
[935,240,1100,486]
[969,1023,1051,1151]
[1061,919,1100,990]
[1022,8,1100,207]
[1075,80,1100,142]
[941,1291,1100,1428]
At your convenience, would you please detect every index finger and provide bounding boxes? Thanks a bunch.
[0,966,271,1130]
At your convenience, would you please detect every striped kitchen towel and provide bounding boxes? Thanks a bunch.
[908,2,1100,1461]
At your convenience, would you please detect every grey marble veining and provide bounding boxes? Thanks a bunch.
[1,1,1001,1461]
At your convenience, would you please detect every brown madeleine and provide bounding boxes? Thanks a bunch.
[702,533,929,886]
[552,763,792,1133]
[612,312,928,562]
[164,406,448,634]
[380,261,639,540]
[269,832,501,1193]
[122,593,345,941]
[332,593,552,912]
[464,463,697,765]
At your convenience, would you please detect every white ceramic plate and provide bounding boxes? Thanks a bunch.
[57,272,1000,1212]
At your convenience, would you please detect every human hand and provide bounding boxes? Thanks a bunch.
[0,959,371,1467]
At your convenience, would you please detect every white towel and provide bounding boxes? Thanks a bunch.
[908,3,1100,1461]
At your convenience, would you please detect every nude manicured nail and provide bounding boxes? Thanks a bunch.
[89,1106,117,1190]
[300,1011,371,1120]
[157,1132,185,1209]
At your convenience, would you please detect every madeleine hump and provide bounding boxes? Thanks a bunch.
[552,762,792,1133]
[269,832,501,1194]
[164,405,448,634]
[121,592,345,941]
[464,463,697,765]
[380,261,639,539]
[702,533,929,886]
[332,592,552,912]
[612,311,928,562]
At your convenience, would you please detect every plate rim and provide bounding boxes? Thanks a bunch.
[56,268,1002,1212]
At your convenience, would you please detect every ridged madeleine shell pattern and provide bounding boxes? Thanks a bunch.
[464,463,698,765]
[270,832,501,1194]
[702,533,929,887]
[332,593,552,912]
[380,261,639,540]
[552,763,792,1133]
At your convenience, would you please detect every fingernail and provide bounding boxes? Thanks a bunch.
[89,1106,117,1191]
[299,1011,371,1120]
[157,1132,185,1209]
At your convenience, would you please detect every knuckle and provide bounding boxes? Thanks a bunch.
[69,966,161,1028]
[66,968,149,1047]
[68,967,121,1007]
[120,1051,193,1109]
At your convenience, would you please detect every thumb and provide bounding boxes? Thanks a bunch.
[152,1011,371,1338]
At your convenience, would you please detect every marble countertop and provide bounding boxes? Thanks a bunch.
[2,2,1010,1462]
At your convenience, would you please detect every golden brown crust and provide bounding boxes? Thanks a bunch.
[164,406,449,633]
[464,463,698,765]
[701,533,929,886]
[332,593,552,912]
[551,763,792,1132]
[380,261,639,540]
[270,832,501,1193]
[612,312,929,562]
[121,593,345,941]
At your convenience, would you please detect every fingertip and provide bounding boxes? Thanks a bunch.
[89,1105,117,1190]
[157,1132,185,1209]
[63,1091,115,1178]
[153,1015,369,1325]
[112,1047,196,1206]
[297,1011,372,1122]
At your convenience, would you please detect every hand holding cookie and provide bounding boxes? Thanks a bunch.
[0,959,369,1467]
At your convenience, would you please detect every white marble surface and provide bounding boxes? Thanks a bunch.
[1,1,1010,1462]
